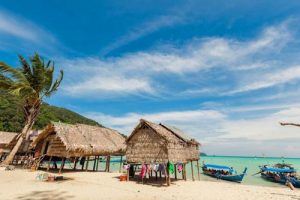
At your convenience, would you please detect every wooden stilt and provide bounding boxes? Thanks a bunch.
[196,160,200,181]
[174,164,177,180]
[85,156,90,171]
[159,170,162,178]
[81,157,84,171]
[127,167,129,181]
[164,164,168,186]
[105,156,111,172]
[155,171,158,180]
[93,157,97,171]
[59,157,65,174]
[119,155,123,173]
[73,157,78,171]
[184,164,187,181]
[96,156,99,171]
[47,156,52,171]
[191,161,195,181]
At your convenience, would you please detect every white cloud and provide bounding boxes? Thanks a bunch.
[229,66,300,94]
[61,20,296,98]
[86,106,300,157]
[0,10,57,45]
[100,14,185,56]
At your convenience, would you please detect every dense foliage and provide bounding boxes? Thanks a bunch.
[0,91,101,132]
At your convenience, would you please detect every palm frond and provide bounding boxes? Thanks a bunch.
[0,62,28,84]
[45,70,63,96]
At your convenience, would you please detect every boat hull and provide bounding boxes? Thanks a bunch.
[202,168,247,183]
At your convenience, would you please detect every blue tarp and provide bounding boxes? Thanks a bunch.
[204,164,233,171]
[260,167,296,173]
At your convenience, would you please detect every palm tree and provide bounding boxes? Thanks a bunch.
[0,53,63,165]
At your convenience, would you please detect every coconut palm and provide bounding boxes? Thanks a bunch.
[0,53,63,165]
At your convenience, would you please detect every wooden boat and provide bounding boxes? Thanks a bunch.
[202,164,247,183]
[259,164,300,188]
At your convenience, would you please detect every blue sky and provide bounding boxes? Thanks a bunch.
[1,0,300,157]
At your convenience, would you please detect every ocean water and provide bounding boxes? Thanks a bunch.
[62,155,300,188]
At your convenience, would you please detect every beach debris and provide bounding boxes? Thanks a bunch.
[5,165,15,171]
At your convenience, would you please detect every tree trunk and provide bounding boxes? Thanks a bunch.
[1,103,39,165]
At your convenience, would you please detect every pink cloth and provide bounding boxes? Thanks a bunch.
[177,164,183,172]
[140,164,147,178]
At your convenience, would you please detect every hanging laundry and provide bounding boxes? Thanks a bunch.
[158,164,165,175]
[177,163,183,173]
[167,161,175,174]
[123,164,130,170]
[140,164,147,178]
[152,164,159,172]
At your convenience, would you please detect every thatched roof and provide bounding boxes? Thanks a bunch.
[32,122,126,156]
[0,131,18,146]
[127,119,200,145]
[126,119,200,163]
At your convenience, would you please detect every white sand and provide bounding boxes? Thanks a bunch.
[0,169,299,200]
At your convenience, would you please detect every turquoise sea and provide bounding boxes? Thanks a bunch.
[63,155,300,188]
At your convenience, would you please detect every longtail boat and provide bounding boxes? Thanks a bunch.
[202,164,247,183]
[259,163,300,188]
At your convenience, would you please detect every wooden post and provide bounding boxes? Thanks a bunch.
[96,156,99,171]
[196,160,200,181]
[174,164,177,180]
[119,155,123,173]
[164,164,168,186]
[73,157,78,171]
[47,156,52,171]
[93,157,97,171]
[105,156,111,172]
[127,167,129,181]
[155,171,158,180]
[85,156,90,171]
[191,161,195,181]
[184,164,187,181]
[59,157,65,174]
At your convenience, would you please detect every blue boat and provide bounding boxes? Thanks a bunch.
[259,164,300,188]
[202,164,247,183]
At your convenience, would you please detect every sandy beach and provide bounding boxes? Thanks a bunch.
[0,169,299,200]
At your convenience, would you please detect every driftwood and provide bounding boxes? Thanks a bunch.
[280,122,300,127]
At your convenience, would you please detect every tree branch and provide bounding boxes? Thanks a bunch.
[280,122,300,127]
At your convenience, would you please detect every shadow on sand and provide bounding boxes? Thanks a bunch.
[16,190,74,200]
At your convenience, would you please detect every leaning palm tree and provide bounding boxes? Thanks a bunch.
[0,53,63,165]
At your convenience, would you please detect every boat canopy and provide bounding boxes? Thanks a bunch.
[260,167,296,173]
[204,164,233,171]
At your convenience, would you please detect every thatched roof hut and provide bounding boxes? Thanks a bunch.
[126,119,200,164]
[0,131,18,154]
[32,122,126,158]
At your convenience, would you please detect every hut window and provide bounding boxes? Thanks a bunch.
[43,141,50,154]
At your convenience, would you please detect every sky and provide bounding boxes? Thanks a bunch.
[1,0,300,157]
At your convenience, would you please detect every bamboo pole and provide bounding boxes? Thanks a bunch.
[196,160,200,180]
[85,156,90,171]
[191,161,195,181]
[47,156,52,171]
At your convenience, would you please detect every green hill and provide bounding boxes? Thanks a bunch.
[0,91,101,132]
